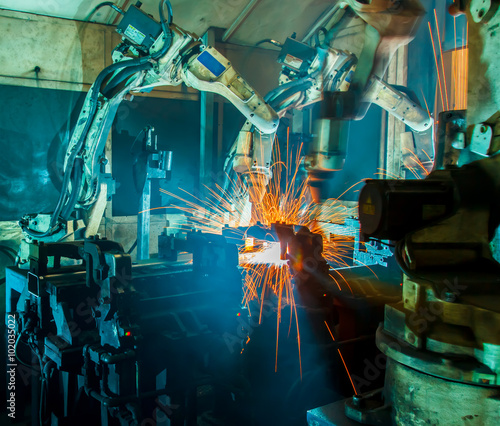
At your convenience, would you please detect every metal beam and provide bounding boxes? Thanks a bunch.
[222,0,262,42]
[385,44,408,179]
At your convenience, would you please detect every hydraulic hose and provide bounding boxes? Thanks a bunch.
[264,76,314,104]
[60,158,83,220]
[86,2,125,21]
[152,0,173,60]
[102,62,154,101]
[49,57,152,228]
[269,81,313,110]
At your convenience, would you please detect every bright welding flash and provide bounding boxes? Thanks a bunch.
[245,237,255,249]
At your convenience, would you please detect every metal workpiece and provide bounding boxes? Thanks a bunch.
[321,217,394,268]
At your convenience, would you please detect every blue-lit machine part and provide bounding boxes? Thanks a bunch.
[6,235,244,425]
[322,218,393,268]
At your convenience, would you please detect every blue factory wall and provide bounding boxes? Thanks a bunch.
[0,85,86,221]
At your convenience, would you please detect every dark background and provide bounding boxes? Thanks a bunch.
[0,86,382,219]
[0,85,86,221]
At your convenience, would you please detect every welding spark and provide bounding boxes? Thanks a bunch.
[427,10,468,113]
[155,133,361,378]
[240,241,287,267]
[325,321,358,396]
[376,147,433,181]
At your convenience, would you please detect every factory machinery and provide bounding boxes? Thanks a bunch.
[5,0,500,425]
[308,0,500,424]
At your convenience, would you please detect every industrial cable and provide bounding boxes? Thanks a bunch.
[255,39,283,48]
[264,45,328,106]
[23,57,153,239]
[264,76,314,104]
[152,0,173,60]
[314,27,328,48]
[14,332,32,368]
[39,361,55,426]
[273,93,305,115]
[102,63,152,99]
[269,80,313,110]
[323,6,353,48]
[327,55,357,91]
[24,0,173,238]
[59,0,171,215]
[85,2,125,22]
[60,158,83,220]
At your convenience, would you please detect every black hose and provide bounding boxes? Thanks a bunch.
[46,57,152,232]
[60,158,83,220]
[152,0,173,60]
[160,0,173,25]
[256,39,283,48]
[40,361,56,426]
[86,2,125,22]
[127,240,138,254]
[327,55,357,91]
[264,76,313,103]
[53,1,171,228]
[102,62,153,101]
[14,333,32,368]
[324,7,353,47]
[24,1,174,239]
[314,27,328,48]
[269,81,313,110]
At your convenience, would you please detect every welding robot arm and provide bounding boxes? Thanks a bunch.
[19,0,278,243]
[227,0,433,211]
[305,0,433,201]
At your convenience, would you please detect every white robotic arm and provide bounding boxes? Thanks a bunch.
[20,1,278,242]
[227,23,433,215]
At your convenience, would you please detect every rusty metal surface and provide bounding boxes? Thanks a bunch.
[379,270,500,386]
[384,358,500,426]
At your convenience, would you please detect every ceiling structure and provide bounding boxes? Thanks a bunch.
[0,0,337,46]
